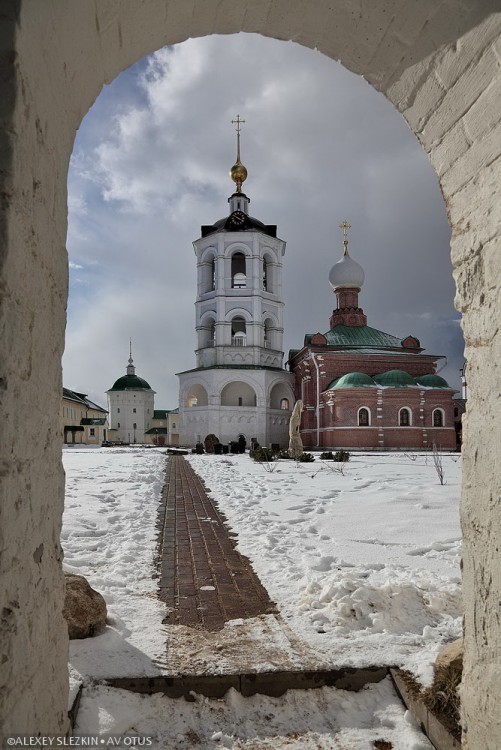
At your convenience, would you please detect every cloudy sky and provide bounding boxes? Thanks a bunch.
[64,33,464,410]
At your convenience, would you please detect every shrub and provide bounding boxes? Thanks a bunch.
[333,450,350,462]
[320,451,334,460]
[250,446,276,462]
[298,452,315,463]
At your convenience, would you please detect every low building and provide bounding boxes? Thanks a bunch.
[144,408,180,446]
[62,389,108,444]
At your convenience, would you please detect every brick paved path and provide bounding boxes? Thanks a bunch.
[158,456,276,631]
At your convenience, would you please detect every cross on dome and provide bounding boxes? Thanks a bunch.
[127,338,135,375]
[230,114,248,193]
[328,219,365,292]
[339,220,352,255]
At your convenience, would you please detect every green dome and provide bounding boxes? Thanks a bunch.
[414,374,451,388]
[328,371,377,389]
[373,369,416,387]
[109,374,152,391]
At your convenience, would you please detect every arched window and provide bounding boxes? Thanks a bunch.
[280,398,290,410]
[399,408,411,426]
[433,408,444,427]
[262,258,268,291]
[201,254,217,293]
[264,318,272,348]
[231,252,246,288]
[208,319,215,346]
[358,407,370,426]
[231,316,246,346]
[210,256,216,291]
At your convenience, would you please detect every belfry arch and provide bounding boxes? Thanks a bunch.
[1,3,500,747]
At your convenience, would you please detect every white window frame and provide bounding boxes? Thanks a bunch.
[432,407,445,427]
[357,406,371,426]
[399,407,412,426]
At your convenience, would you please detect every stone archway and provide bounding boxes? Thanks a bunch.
[1,3,500,746]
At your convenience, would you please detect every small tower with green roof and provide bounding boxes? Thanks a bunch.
[106,343,155,443]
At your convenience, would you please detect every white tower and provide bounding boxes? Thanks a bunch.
[178,117,294,448]
[107,344,155,443]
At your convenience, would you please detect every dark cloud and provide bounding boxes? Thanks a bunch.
[64,34,463,409]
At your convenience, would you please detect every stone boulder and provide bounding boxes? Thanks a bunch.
[63,573,107,639]
[435,637,463,674]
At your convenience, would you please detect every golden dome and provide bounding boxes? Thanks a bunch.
[230,159,248,192]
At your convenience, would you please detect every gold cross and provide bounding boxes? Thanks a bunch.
[231,115,246,162]
[339,220,351,255]
[231,114,245,135]
[339,220,351,242]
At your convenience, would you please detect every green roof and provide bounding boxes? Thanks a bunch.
[303,325,421,351]
[176,364,286,376]
[414,374,451,388]
[324,325,409,349]
[80,418,106,426]
[145,427,167,435]
[373,369,417,387]
[153,410,168,419]
[108,374,152,391]
[328,372,377,390]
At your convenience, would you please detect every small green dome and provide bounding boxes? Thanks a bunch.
[373,369,416,387]
[414,374,451,388]
[109,374,152,391]
[328,371,377,389]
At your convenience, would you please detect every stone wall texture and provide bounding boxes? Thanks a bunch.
[0,1,500,747]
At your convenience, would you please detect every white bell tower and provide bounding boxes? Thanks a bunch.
[178,117,294,448]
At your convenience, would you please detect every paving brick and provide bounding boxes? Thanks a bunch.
[157,455,276,630]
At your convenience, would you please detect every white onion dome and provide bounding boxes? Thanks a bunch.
[328,252,365,291]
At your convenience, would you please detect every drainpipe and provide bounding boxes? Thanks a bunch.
[310,351,321,447]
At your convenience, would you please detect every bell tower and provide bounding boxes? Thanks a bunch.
[177,118,294,448]
[193,116,286,371]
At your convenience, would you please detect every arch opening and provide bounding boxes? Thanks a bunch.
[221,381,257,407]
[6,9,500,741]
[185,384,209,408]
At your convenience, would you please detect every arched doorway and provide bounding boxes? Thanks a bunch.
[2,4,500,744]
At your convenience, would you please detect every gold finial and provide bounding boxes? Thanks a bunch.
[230,114,248,193]
[339,220,351,256]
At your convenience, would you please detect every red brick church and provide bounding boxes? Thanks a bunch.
[288,222,457,451]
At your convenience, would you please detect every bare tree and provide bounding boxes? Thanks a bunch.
[432,443,446,485]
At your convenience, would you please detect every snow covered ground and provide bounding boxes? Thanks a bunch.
[63,447,462,749]
[187,452,462,684]
[63,447,167,684]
